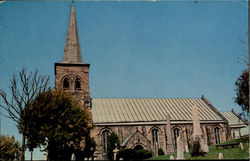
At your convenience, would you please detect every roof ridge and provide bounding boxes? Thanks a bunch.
[92,97,202,99]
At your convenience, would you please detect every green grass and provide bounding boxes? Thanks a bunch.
[147,137,249,160]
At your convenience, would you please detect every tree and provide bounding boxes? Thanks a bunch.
[0,68,50,161]
[74,132,96,161]
[107,132,120,160]
[0,135,21,161]
[24,89,92,161]
[235,69,249,120]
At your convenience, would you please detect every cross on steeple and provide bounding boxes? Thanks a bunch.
[63,1,82,63]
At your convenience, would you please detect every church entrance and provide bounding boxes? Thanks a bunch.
[133,145,144,151]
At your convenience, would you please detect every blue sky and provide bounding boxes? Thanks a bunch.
[0,0,248,159]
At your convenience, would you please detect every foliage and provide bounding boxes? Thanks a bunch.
[74,133,96,161]
[116,149,138,160]
[234,70,249,120]
[190,138,205,157]
[136,149,153,160]
[24,89,92,161]
[0,67,50,161]
[116,148,152,160]
[0,135,21,161]
[158,147,164,156]
[107,132,120,160]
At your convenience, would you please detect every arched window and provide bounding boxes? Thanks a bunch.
[214,127,221,144]
[63,77,70,89]
[102,130,110,155]
[75,78,81,90]
[152,129,159,152]
[173,128,180,150]
[233,131,235,139]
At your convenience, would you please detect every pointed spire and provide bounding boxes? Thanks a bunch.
[63,2,82,63]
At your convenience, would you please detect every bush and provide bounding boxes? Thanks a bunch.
[136,149,153,160]
[116,149,138,160]
[190,139,205,157]
[158,147,164,155]
[116,148,152,160]
[107,132,120,160]
[0,135,21,161]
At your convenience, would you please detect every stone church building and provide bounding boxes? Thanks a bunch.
[55,3,231,160]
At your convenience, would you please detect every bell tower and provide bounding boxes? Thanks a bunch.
[54,2,90,108]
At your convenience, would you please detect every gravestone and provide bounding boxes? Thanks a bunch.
[113,143,119,160]
[240,142,244,150]
[42,154,47,160]
[170,155,175,160]
[184,145,189,153]
[203,143,209,153]
[71,154,75,160]
[219,152,223,159]
[192,106,206,152]
[176,134,185,160]
[192,106,202,136]
[202,126,209,152]
[155,142,159,156]
[166,114,175,155]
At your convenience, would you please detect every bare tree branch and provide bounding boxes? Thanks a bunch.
[0,67,50,161]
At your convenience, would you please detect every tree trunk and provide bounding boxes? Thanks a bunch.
[21,134,26,161]
[31,150,33,161]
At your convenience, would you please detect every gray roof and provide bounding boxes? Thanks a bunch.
[91,98,224,125]
[221,111,247,127]
[63,3,82,63]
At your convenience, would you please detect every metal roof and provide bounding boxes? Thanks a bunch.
[91,98,224,125]
[221,112,247,127]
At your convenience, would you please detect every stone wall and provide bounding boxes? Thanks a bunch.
[91,122,229,160]
[54,63,91,108]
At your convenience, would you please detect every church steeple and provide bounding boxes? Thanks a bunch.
[55,1,90,109]
[63,1,82,63]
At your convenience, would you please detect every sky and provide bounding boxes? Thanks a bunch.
[0,0,248,160]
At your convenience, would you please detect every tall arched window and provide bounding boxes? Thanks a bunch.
[173,128,180,150]
[63,77,70,89]
[214,127,221,144]
[152,129,159,152]
[75,78,81,90]
[102,130,110,155]
[232,131,235,139]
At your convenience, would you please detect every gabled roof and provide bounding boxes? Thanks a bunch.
[63,2,82,63]
[91,97,225,125]
[221,111,247,128]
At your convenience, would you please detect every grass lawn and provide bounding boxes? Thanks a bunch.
[148,136,249,160]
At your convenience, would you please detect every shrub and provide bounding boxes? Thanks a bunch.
[116,148,153,160]
[190,139,205,157]
[136,149,153,160]
[107,132,120,160]
[158,147,164,155]
[116,149,138,160]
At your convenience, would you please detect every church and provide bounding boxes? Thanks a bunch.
[54,2,242,160]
